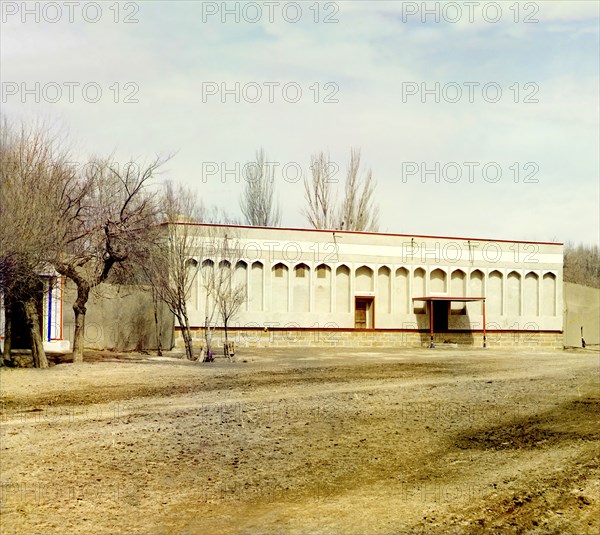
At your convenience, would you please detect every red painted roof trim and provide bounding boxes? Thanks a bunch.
[161,221,563,246]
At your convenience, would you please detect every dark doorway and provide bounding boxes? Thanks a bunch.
[355,297,374,329]
[10,301,30,349]
[433,300,448,332]
[9,281,44,349]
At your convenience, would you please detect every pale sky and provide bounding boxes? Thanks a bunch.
[1,0,598,244]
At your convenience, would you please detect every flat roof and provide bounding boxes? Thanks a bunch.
[166,222,563,246]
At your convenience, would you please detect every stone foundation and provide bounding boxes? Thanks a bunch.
[174,328,564,351]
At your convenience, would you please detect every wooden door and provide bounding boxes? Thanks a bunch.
[355,298,367,328]
[355,297,374,329]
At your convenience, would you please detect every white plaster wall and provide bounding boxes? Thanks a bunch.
[181,224,563,332]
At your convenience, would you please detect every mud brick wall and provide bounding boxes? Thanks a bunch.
[174,329,564,351]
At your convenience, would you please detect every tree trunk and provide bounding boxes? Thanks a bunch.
[152,292,163,356]
[183,312,194,361]
[176,312,193,360]
[203,316,214,362]
[183,328,193,360]
[223,319,231,361]
[1,302,10,366]
[24,298,48,369]
[72,283,90,363]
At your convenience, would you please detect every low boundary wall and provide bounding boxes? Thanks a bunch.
[174,328,563,351]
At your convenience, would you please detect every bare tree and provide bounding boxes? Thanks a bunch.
[213,234,247,360]
[149,282,166,356]
[200,256,218,362]
[140,182,202,360]
[139,190,245,362]
[337,148,379,232]
[302,151,336,230]
[52,156,163,363]
[191,227,247,362]
[0,120,72,367]
[130,246,166,356]
[239,149,282,227]
[302,148,379,232]
[564,242,600,288]
[196,229,224,363]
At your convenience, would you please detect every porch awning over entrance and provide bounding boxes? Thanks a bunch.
[412,296,486,302]
[411,296,487,348]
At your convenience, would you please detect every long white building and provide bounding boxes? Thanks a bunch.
[177,224,563,349]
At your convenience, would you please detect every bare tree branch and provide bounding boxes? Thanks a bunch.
[212,232,247,360]
[136,181,203,360]
[337,148,379,232]
[239,148,281,227]
[302,151,336,230]
[564,242,600,288]
[51,155,166,362]
[302,148,379,232]
[0,118,73,367]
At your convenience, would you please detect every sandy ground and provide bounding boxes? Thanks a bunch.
[0,347,598,535]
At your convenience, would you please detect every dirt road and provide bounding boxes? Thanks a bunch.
[1,348,598,534]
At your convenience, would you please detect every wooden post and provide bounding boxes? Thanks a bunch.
[429,300,435,348]
[482,299,487,348]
